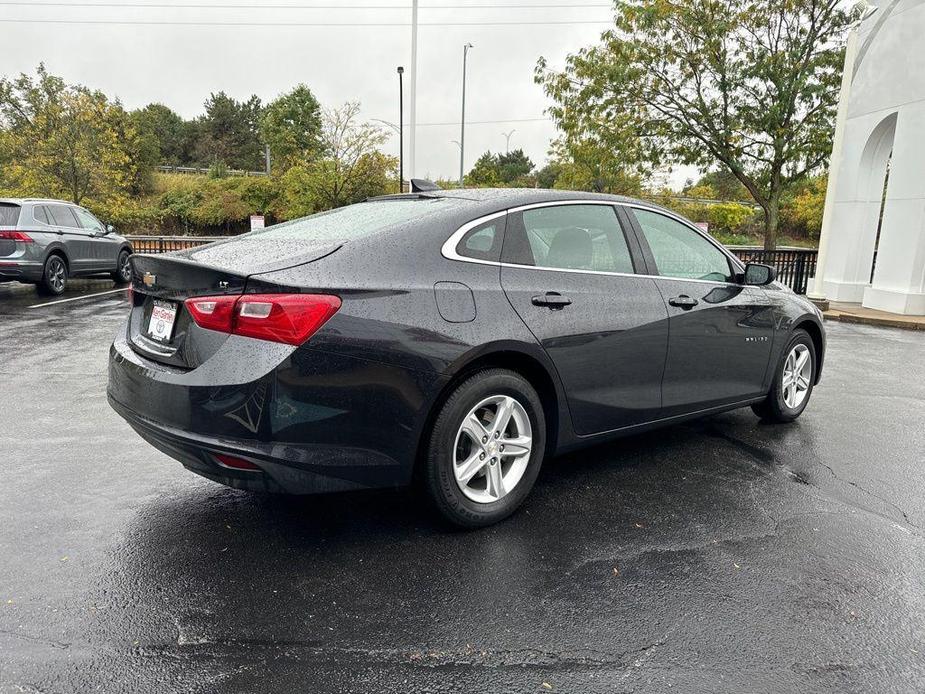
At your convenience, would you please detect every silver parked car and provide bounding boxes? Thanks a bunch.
[0,198,133,295]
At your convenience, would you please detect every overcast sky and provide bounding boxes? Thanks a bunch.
[5,0,695,186]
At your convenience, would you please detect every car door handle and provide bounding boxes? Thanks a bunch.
[668,295,698,309]
[532,292,572,309]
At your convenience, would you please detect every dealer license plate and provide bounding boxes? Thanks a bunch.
[147,299,178,342]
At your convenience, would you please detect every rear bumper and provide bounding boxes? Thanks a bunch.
[108,331,446,494]
[0,260,43,282]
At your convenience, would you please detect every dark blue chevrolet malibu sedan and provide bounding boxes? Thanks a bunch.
[108,188,825,527]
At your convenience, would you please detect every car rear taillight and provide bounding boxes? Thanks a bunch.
[0,230,34,243]
[185,295,239,333]
[184,293,341,346]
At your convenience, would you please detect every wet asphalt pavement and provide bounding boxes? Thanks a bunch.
[1,280,924,694]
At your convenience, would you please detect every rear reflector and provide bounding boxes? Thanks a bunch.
[184,293,341,346]
[214,453,262,471]
[0,230,33,243]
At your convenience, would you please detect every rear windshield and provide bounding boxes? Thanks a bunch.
[249,198,454,242]
[0,204,21,226]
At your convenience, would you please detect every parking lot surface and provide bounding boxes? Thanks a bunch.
[1,279,924,693]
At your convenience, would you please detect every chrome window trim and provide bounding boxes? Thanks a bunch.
[440,199,747,288]
[440,209,509,267]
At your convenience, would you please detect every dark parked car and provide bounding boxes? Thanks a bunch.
[0,198,132,295]
[108,188,825,527]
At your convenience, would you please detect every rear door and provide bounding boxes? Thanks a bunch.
[72,206,118,270]
[47,204,92,273]
[627,206,775,416]
[500,202,668,436]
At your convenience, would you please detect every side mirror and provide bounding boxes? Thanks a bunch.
[743,263,776,286]
[105,224,115,234]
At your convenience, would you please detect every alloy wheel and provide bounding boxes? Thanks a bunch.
[782,343,812,409]
[48,258,66,293]
[452,394,532,504]
[119,253,131,281]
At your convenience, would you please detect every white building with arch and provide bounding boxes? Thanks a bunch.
[820,0,925,315]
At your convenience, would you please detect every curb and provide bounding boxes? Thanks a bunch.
[823,312,925,331]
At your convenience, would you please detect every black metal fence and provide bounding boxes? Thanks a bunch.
[128,236,225,254]
[727,247,818,295]
[126,237,819,295]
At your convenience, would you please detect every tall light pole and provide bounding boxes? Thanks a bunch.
[502,129,516,153]
[459,42,473,187]
[408,0,418,180]
[397,66,404,192]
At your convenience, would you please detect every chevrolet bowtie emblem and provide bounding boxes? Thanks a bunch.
[143,272,156,287]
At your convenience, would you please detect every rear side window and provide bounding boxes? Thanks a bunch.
[250,198,457,242]
[504,204,635,274]
[49,205,80,228]
[0,203,20,226]
[455,218,503,261]
[33,206,50,225]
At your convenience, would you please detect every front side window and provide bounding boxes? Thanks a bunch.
[505,204,635,274]
[48,205,80,228]
[73,207,104,231]
[633,209,733,282]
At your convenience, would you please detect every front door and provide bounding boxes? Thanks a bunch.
[500,202,668,436]
[72,206,119,271]
[628,207,775,416]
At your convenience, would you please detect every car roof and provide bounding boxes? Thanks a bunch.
[0,198,74,206]
[371,187,678,219]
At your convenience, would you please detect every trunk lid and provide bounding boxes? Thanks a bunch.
[127,240,340,369]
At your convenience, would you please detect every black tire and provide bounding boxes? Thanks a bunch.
[38,254,67,296]
[424,369,546,528]
[112,249,132,284]
[752,329,816,423]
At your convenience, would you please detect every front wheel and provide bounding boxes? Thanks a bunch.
[424,369,546,528]
[752,329,816,423]
[112,249,131,284]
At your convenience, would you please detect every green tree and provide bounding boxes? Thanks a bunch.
[196,91,264,171]
[298,102,396,209]
[545,136,643,195]
[465,148,535,187]
[537,0,855,249]
[261,84,323,169]
[131,103,190,166]
[686,169,751,202]
[0,64,153,206]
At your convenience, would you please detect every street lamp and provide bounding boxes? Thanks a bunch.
[459,42,473,188]
[397,66,404,192]
[502,129,516,153]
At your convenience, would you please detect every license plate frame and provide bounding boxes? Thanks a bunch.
[147,299,178,343]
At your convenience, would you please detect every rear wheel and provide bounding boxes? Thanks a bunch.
[112,249,131,284]
[424,369,545,528]
[752,330,816,423]
[38,254,67,296]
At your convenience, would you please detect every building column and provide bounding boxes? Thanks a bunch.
[863,104,925,315]
[820,112,897,303]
